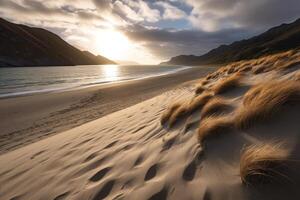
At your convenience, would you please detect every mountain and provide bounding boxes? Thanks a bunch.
[0,18,115,67]
[162,18,300,66]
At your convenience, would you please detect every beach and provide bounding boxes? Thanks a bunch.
[0,50,300,200]
[0,66,217,154]
[1,4,299,199]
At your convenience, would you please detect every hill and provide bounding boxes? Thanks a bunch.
[0,18,115,67]
[162,18,300,65]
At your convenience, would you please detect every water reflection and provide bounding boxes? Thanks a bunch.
[102,65,120,81]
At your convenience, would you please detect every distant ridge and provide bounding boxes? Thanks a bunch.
[0,18,115,67]
[162,18,300,66]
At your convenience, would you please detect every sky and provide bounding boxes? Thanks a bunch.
[0,0,299,64]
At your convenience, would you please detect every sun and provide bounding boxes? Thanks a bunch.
[94,29,132,61]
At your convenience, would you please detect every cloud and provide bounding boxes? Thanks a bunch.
[155,2,186,20]
[122,25,254,60]
[0,0,299,64]
[93,0,111,11]
[123,0,161,23]
[92,0,161,23]
[112,1,143,22]
[185,0,300,31]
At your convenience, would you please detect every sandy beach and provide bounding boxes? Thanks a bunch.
[1,3,300,199]
[0,66,217,154]
[1,50,300,200]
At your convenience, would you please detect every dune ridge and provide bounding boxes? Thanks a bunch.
[1,50,300,199]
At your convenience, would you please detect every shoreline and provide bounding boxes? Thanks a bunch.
[0,66,217,154]
[0,65,192,99]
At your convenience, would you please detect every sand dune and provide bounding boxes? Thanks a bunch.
[1,50,300,199]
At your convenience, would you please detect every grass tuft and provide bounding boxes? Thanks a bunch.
[198,117,233,144]
[161,93,213,128]
[188,93,213,113]
[200,97,232,119]
[160,103,181,125]
[235,80,300,130]
[213,73,243,94]
[168,103,190,127]
[240,143,290,185]
[195,85,206,95]
[238,65,252,73]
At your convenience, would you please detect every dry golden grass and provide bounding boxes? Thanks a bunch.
[195,85,206,95]
[160,103,181,125]
[162,49,300,130]
[206,71,221,80]
[198,116,233,144]
[200,97,232,119]
[200,79,209,86]
[227,66,236,74]
[252,64,272,74]
[295,72,300,81]
[206,49,300,79]
[240,143,290,185]
[213,73,243,94]
[195,79,211,95]
[184,120,199,132]
[236,80,300,130]
[168,103,190,127]
[189,93,213,113]
[161,93,213,128]
[206,74,213,80]
[277,59,300,71]
[238,65,252,73]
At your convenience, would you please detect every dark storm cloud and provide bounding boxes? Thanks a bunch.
[0,0,29,13]
[93,0,111,10]
[0,0,105,22]
[123,25,255,59]
[124,25,250,44]
[233,0,300,28]
[0,0,299,62]
[23,0,60,14]
[187,0,300,31]
[199,0,240,11]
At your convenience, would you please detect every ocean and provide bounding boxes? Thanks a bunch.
[0,64,190,98]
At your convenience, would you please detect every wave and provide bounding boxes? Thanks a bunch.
[0,66,192,98]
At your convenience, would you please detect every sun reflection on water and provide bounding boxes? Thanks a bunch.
[102,65,120,81]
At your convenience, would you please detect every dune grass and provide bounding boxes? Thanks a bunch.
[198,116,233,144]
[200,79,209,86]
[188,93,213,113]
[161,93,213,128]
[277,59,300,71]
[240,143,290,185]
[295,72,300,81]
[238,65,252,73]
[200,97,232,119]
[162,49,300,131]
[213,73,243,95]
[209,50,300,79]
[235,80,300,130]
[168,103,190,127]
[160,103,181,125]
[252,64,272,74]
[195,85,206,95]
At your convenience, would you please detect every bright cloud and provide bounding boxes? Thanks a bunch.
[0,0,299,64]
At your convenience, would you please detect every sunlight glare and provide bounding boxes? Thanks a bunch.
[95,29,131,61]
[102,65,120,80]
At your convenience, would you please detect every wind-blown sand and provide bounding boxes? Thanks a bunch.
[0,50,300,200]
[0,66,217,154]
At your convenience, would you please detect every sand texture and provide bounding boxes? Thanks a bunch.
[1,50,300,199]
[0,66,217,154]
